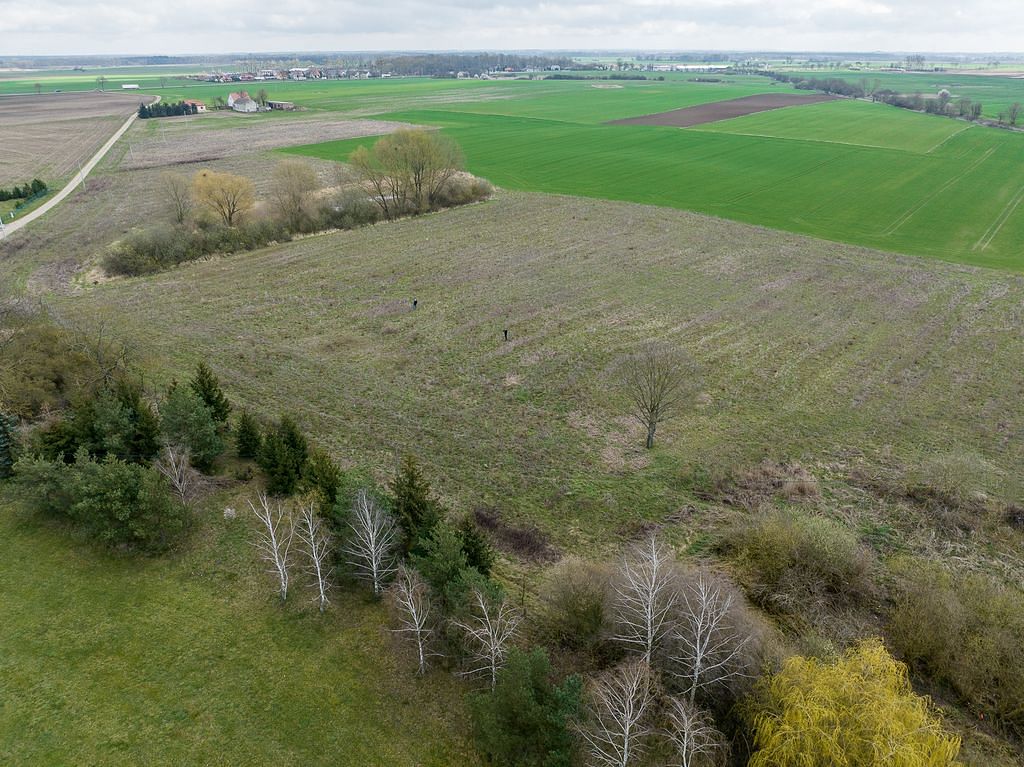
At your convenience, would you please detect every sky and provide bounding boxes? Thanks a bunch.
[2,0,1023,57]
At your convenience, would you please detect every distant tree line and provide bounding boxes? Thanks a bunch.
[137,101,201,119]
[371,53,574,77]
[545,73,664,81]
[756,71,990,122]
[0,178,47,201]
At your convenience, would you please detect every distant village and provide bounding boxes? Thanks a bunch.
[186,65,533,84]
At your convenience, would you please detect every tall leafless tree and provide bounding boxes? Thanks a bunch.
[390,564,435,674]
[664,696,727,767]
[451,587,522,691]
[154,443,195,504]
[671,571,751,705]
[578,659,655,767]
[612,533,678,666]
[249,492,294,601]
[297,502,333,612]
[161,171,193,224]
[624,344,690,449]
[344,489,398,595]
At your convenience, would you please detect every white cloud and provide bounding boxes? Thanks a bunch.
[1,0,1022,55]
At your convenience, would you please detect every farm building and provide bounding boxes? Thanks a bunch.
[267,100,296,111]
[231,96,259,113]
[183,99,207,113]
[121,84,140,90]
[226,91,250,108]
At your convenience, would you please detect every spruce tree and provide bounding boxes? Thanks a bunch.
[257,416,308,495]
[235,409,262,459]
[458,513,495,577]
[389,454,441,554]
[0,412,18,479]
[189,362,231,424]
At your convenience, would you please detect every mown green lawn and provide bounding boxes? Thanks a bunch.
[0,489,477,766]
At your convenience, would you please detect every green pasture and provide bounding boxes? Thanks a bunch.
[0,490,476,766]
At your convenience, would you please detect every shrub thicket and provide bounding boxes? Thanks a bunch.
[890,558,1024,737]
[534,558,614,669]
[0,412,18,478]
[14,451,189,551]
[718,509,875,615]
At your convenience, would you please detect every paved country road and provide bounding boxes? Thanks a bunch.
[1,96,157,239]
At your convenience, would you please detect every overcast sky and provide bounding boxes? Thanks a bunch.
[3,0,1023,57]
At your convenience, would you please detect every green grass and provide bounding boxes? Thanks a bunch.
[0,488,476,766]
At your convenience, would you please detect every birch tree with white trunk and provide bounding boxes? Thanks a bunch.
[344,489,398,595]
[578,659,655,767]
[451,587,522,691]
[390,564,435,674]
[671,570,751,705]
[297,501,333,612]
[612,533,679,666]
[249,492,294,601]
[664,695,727,767]
[155,443,195,504]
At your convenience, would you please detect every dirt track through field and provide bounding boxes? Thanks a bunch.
[608,93,839,127]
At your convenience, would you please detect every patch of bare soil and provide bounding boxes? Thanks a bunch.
[608,93,839,128]
[117,115,413,170]
[0,92,153,182]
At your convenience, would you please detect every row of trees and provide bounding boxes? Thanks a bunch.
[137,101,201,119]
[104,132,492,277]
[0,178,47,201]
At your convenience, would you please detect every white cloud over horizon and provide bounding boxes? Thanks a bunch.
[1,0,1023,57]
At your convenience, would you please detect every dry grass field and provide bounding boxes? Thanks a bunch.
[119,112,408,170]
[0,92,146,184]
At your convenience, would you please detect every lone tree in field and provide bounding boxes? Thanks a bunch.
[389,563,435,674]
[578,659,656,767]
[249,492,295,601]
[351,129,463,219]
[271,158,319,231]
[161,171,192,224]
[624,343,691,449]
[1009,102,1022,126]
[612,533,679,666]
[192,169,255,227]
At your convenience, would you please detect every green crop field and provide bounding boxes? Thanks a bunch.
[285,82,1024,271]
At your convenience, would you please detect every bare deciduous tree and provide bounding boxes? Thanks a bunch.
[192,169,255,227]
[664,696,727,767]
[671,571,752,705]
[271,159,319,231]
[612,533,678,666]
[624,344,690,449]
[451,587,522,691]
[344,489,398,595]
[1009,102,1022,126]
[389,564,436,674]
[297,501,333,612]
[162,171,192,224]
[155,443,195,504]
[351,129,463,219]
[249,492,295,601]
[578,659,655,767]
